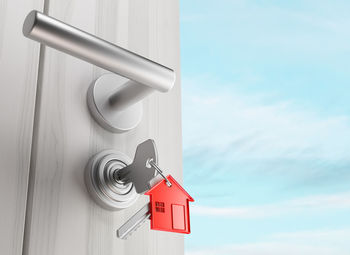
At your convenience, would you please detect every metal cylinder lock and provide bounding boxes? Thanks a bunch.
[85,140,158,210]
[85,150,138,210]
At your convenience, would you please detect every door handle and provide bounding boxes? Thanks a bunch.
[23,10,175,132]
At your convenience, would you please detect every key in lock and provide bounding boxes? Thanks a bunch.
[85,139,159,210]
[114,139,160,194]
[85,139,194,238]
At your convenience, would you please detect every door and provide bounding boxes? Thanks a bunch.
[0,1,182,255]
[0,1,44,255]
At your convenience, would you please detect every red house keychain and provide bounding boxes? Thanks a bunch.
[116,160,195,239]
[145,175,194,234]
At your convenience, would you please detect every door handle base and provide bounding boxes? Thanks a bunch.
[87,74,143,133]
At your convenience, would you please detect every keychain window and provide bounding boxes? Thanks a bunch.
[155,202,165,213]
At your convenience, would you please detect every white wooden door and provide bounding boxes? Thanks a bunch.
[0,1,44,255]
[0,1,182,255]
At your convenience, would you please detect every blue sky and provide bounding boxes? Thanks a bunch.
[180,1,350,254]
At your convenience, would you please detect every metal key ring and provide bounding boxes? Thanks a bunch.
[146,158,172,187]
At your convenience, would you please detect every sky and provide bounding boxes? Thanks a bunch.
[180,1,350,254]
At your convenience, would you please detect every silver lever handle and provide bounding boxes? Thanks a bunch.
[23,10,176,132]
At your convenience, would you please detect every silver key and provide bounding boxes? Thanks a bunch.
[117,203,151,239]
[114,139,158,194]
[117,163,172,239]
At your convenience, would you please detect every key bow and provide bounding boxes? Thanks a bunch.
[114,139,158,194]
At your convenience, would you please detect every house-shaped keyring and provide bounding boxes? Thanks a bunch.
[145,175,194,234]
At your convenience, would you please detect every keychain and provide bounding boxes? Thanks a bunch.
[117,159,194,239]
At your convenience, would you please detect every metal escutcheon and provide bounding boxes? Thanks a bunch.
[85,150,139,210]
[87,74,144,133]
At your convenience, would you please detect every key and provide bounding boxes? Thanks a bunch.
[114,139,158,194]
[117,203,151,239]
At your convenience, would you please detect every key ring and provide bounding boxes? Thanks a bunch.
[147,158,172,187]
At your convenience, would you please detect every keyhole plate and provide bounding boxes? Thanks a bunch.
[85,150,139,210]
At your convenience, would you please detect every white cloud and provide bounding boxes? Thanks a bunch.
[186,242,344,255]
[182,76,350,162]
[186,229,350,255]
[192,192,350,218]
[271,228,350,243]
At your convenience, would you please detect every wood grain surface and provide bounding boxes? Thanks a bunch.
[0,1,44,255]
[23,0,182,255]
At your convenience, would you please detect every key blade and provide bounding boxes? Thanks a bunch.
[117,204,151,240]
